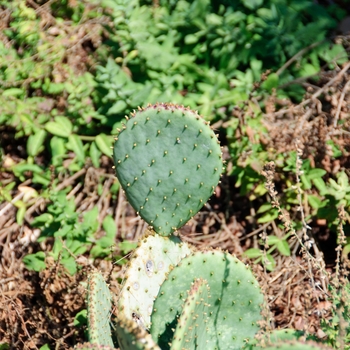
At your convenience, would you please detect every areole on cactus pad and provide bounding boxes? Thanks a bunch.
[113,103,223,236]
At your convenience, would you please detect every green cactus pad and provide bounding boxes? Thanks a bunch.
[113,103,223,236]
[171,278,210,350]
[150,250,264,350]
[114,316,161,350]
[87,272,114,347]
[261,341,332,350]
[266,329,304,343]
[118,228,193,329]
[248,329,304,349]
[74,343,116,350]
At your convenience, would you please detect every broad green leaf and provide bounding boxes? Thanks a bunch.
[82,206,99,231]
[3,88,25,97]
[329,178,341,191]
[13,163,43,174]
[337,171,350,188]
[264,254,276,271]
[326,140,342,157]
[39,344,50,350]
[299,63,319,77]
[242,0,263,10]
[27,129,47,157]
[110,180,120,195]
[342,244,350,260]
[102,215,116,238]
[45,116,73,137]
[50,136,66,159]
[61,256,77,275]
[68,240,87,256]
[266,235,280,245]
[23,251,46,272]
[320,44,348,66]
[33,173,51,186]
[74,309,87,327]
[301,174,312,189]
[107,100,127,115]
[47,82,65,95]
[16,206,26,225]
[307,168,327,179]
[262,73,279,91]
[13,199,25,209]
[67,134,85,162]
[257,209,279,223]
[95,133,113,157]
[257,202,272,214]
[307,195,323,209]
[52,239,63,260]
[5,182,16,191]
[96,236,114,249]
[185,34,199,45]
[243,248,262,259]
[312,177,327,194]
[276,240,291,256]
[90,244,110,259]
[119,240,137,254]
[89,141,101,168]
[31,213,54,226]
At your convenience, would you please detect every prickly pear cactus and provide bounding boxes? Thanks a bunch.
[248,329,304,349]
[170,278,210,350]
[87,272,114,347]
[118,228,193,329]
[114,316,161,350]
[266,329,304,343]
[113,103,223,236]
[150,250,264,350]
[75,343,116,350]
[261,341,332,350]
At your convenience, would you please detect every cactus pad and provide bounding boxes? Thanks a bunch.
[113,103,223,235]
[118,228,193,329]
[170,278,210,350]
[75,343,116,350]
[261,341,332,350]
[87,272,114,347]
[150,250,264,350]
[114,316,161,350]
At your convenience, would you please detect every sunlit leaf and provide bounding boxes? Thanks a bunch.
[95,133,113,157]
[243,248,262,259]
[23,252,46,272]
[67,134,85,162]
[45,116,73,137]
[27,129,47,157]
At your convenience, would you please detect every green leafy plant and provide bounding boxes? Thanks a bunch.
[22,189,130,275]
